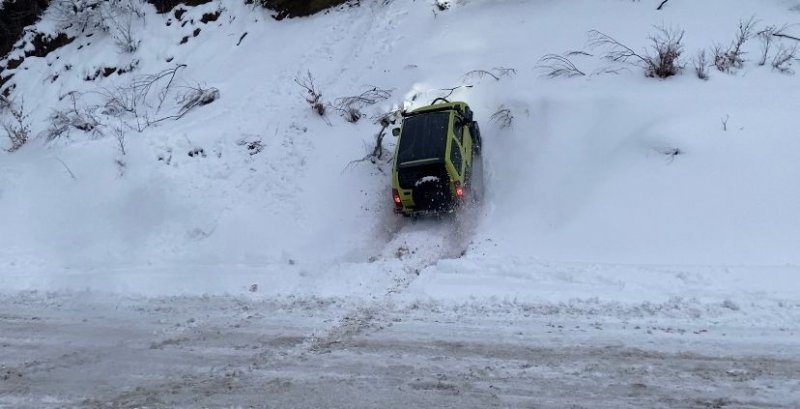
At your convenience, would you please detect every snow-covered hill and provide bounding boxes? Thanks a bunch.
[2,0,800,303]
[1,0,800,407]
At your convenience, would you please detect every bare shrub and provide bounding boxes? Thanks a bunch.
[100,64,188,131]
[367,124,388,162]
[462,67,516,82]
[294,71,326,117]
[51,0,104,32]
[105,63,218,130]
[47,91,101,140]
[113,126,127,175]
[713,17,756,72]
[589,25,684,78]
[100,0,145,53]
[490,107,513,129]
[646,26,684,78]
[52,0,145,52]
[349,123,390,168]
[350,105,406,170]
[772,44,798,74]
[758,26,778,66]
[536,54,586,78]
[131,64,187,114]
[113,127,126,155]
[333,86,392,123]
[693,50,709,80]
[2,99,31,152]
[176,86,220,117]
[47,109,100,139]
[54,64,219,135]
[371,104,405,129]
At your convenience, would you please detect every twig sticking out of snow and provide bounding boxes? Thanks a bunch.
[537,54,586,78]
[462,67,516,83]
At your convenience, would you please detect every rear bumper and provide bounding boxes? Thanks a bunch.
[395,204,457,217]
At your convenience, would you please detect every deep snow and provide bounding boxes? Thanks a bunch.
[1,0,800,407]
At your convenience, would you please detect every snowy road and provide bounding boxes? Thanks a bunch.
[2,292,799,409]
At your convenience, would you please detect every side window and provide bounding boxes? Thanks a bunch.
[453,118,464,146]
[450,138,463,176]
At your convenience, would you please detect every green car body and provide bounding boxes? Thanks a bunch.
[391,99,482,216]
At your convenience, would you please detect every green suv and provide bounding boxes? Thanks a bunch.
[391,98,482,216]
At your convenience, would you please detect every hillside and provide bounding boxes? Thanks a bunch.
[1,0,800,407]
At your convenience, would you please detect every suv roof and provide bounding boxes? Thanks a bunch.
[395,111,450,165]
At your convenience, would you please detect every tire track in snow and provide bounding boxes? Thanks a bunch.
[305,159,486,352]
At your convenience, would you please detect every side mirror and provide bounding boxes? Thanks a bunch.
[392,127,401,137]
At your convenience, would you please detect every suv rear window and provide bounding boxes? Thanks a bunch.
[397,112,450,164]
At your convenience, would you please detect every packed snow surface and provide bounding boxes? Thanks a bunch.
[1,0,800,407]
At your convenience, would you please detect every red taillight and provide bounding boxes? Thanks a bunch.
[454,181,464,198]
[392,189,402,207]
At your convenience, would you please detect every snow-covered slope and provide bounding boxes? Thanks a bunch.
[1,0,800,320]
